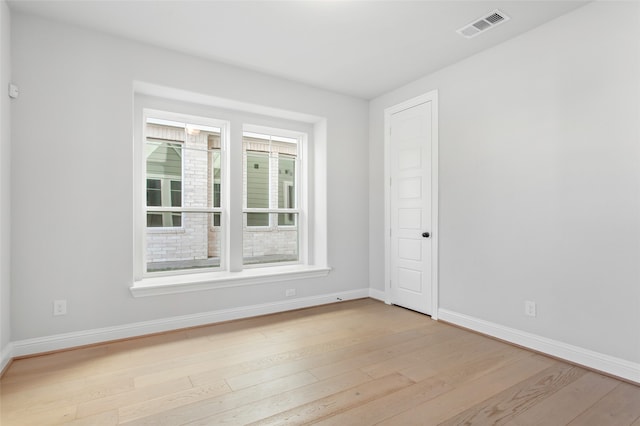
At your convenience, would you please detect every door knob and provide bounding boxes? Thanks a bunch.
[422,232,430,238]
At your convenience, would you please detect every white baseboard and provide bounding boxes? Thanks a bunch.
[1,342,13,374]
[438,308,640,384]
[368,288,386,302]
[10,289,370,358]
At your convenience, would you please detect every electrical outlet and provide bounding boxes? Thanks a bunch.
[8,83,19,99]
[285,289,296,297]
[525,300,536,317]
[53,300,67,316]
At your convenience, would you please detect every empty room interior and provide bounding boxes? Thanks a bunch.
[1,0,640,424]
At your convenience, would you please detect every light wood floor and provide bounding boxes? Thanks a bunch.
[1,299,639,425]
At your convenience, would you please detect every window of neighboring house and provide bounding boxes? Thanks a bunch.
[144,115,222,274]
[146,177,182,227]
[243,131,299,266]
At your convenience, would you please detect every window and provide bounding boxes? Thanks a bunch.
[145,137,183,229]
[141,112,306,274]
[145,178,182,227]
[144,115,222,273]
[132,93,329,296]
[243,131,299,265]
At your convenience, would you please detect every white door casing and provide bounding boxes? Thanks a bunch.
[384,91,438,317]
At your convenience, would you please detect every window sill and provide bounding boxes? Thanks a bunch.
[130,265,331,297]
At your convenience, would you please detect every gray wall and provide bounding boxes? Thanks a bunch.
[10,12,369,340]
[370,1,640,363]
[0,0,11,359]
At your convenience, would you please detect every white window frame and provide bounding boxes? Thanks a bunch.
[132,92,330,297]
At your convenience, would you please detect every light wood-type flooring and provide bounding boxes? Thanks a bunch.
[1,298,639,425]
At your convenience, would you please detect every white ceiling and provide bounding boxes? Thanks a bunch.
[8,0,588,99]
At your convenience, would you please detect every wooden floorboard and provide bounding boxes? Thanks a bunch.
[1,298,639,425]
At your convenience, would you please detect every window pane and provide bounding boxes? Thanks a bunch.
[246,151,269,209]
[146,141,183,182]
[278,154,295,211]
[147,213,163,227]
[247,213,268,227]
[147,179,161,190]
[146,189,161,207]
[243,213,298,265]
[213,184,221,208]
[210,148,221,208]
[172,213,182,227]
[146,122,221,211]
[170,181,182,207]
[146,212,221,273]
[278,212,296,227]
[144,118,223,274]
[146,212,181,228]
[146,179,162,207]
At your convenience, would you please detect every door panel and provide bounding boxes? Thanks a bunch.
[398,268,422,292]
[398,239,421,261]
[398,208,421,229]
[398,148,421,170]
[389,101,433,315]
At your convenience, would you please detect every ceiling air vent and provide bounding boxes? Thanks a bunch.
[457,9,510,39]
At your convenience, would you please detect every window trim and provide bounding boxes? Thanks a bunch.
[131,88,329,296]
[131,265,331,297]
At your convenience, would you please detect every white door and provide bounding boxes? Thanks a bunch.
[387,97,436,315]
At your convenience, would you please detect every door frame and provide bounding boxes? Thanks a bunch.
[384,90,439,319]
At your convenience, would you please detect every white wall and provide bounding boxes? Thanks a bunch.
[370,1,640,364]
[10,12,369,341]
[0,0,12,365]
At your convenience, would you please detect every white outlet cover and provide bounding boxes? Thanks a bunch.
[8,83,19,99]
[53,300,67,316]
[525,301,536,317]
